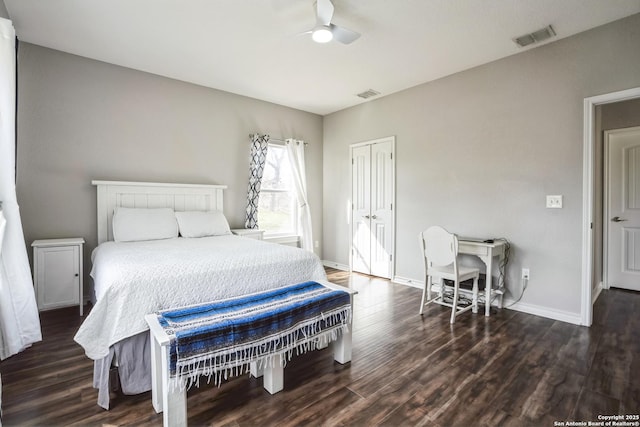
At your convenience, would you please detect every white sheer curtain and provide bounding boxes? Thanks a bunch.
[285,139,313,252]
[0,17,41,360]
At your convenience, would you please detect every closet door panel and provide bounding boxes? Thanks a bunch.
[351,145,371,275]
[370,141,394,279]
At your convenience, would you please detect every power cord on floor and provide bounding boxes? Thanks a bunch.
[505,276,529,308]
[495,238,529,308]
[496,238,510,289]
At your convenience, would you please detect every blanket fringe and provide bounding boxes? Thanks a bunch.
[169,306,351,391]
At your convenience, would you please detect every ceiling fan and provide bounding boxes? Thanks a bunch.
[305,0,360,44]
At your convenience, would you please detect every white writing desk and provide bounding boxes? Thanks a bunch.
[458,238,507,316]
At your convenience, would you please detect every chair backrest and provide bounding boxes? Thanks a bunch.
[420,226,459,268]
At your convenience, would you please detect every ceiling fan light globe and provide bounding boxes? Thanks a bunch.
[312,27,333,43]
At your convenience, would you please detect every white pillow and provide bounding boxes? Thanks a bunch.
[175,210,231,238]
[112,207,178,242]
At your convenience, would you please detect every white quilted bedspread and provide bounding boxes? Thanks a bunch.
[74,235,327,360]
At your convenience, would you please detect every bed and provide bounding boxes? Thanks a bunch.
[73,180,327,408]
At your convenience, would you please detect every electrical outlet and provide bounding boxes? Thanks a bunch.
[522,268,530,280]
[546,195,563,208]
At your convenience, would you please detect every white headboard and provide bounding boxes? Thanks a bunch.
[93,180,227,244]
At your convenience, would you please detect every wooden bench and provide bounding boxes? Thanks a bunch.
[145,281,356,427]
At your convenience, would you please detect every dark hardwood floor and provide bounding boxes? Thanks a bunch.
[1,268,638,426]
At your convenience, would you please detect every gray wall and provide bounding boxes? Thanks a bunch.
[600,97,640,129]
[16,43,324,296]
[0,0,8,20]
[323,13,640,318]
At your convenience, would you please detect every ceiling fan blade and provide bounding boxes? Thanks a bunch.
[330,24,360,44]
[316,0,334,26]
[297,29,314,37]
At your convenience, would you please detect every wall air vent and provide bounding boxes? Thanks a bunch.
[514,25,556,47]
[357,89,381,99]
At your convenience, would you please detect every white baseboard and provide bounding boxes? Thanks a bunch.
[322,260,350,271]
[393,275,422,289]
[504,300,582,325]
[592,281,603,304]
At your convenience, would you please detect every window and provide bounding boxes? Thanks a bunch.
[258,144,297,236]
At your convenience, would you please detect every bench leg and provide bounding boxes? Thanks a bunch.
[150,332,163,413]
[160,345,187,427]
[150,333,187,427]
[316,336,329,349]
[250,361,263,378]
[333,327,352,364]
[162,381,187,427]
[263,354,284,394]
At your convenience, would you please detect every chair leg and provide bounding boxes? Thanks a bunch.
[450,280,460,324]
[419,276,430,315]
[420,276,434,314]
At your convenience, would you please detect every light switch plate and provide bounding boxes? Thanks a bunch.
[546,195,563,208]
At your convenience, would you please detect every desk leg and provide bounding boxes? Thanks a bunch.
[485,250,494,317]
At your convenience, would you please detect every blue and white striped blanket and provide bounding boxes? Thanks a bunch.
[156,281,352,389]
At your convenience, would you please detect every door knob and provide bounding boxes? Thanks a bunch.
[611,216,627,222]
[371,215,377,219]
[363,215,370,219]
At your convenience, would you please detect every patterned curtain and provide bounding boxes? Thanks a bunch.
[245,134,270,229]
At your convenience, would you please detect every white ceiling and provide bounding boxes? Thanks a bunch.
[5,0,640,115]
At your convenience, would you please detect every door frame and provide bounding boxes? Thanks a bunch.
[603,126,640,291]
[349,136,396,278]
[581,87,640,326]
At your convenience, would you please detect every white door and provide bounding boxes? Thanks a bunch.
[351,137,395,278]
[606,126,640,291]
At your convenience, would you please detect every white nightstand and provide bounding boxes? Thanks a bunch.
[32,238,85,316]
[231,228,265,240]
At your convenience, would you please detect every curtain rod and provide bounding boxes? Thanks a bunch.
[270,138,308,146]
[249,134,308,145]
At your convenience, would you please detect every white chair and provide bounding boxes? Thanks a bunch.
[419,226,480,324]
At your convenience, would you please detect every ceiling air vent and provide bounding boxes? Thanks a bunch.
[357,89,381,99]
[514,25,556,48]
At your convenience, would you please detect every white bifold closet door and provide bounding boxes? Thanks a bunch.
[351,137,395,279]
